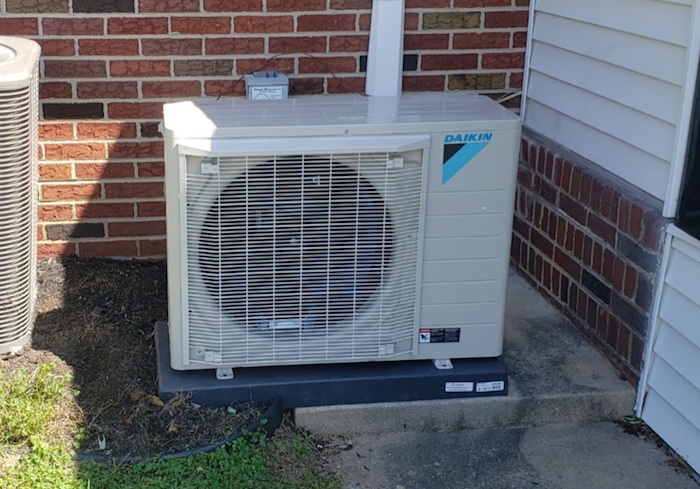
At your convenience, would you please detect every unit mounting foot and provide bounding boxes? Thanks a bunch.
[433,359,453,370]
[216,367,234,380]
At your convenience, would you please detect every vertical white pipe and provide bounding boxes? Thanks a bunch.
[365,0,405,97]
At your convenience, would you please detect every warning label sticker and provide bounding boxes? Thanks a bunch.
[418,329,431,343]
[418,328,461,344]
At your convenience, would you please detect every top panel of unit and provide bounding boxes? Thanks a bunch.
[0,37,40,89]
[163,93,520,139]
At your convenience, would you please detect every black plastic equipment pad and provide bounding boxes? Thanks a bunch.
[155,321,508,408]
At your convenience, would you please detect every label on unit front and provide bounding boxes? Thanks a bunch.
[445,382,474,393]
[476,381,505,393]
[418,329,431,343]
[419,328,461,343]
[250,86,284,100]
[442,132,493,185]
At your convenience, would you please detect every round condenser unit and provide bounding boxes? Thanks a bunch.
[0,37,40,355]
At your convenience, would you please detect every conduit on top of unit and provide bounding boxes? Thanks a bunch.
[365,0,406,97]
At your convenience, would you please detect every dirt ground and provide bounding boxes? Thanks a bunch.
[4,258,691,487]
[0,258,267,458]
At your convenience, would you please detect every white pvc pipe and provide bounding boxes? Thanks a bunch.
[364,0,405,97]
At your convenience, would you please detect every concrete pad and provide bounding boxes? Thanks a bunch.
[295,272,636,435]
[331,422,698,489]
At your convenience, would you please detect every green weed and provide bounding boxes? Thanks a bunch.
[0,364,340,489]
[0,364,77,489]
[79,433,340,489]
[0,364,70,444]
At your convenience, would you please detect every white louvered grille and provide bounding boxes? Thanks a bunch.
[184,150,424,366]
[0,64,38,354]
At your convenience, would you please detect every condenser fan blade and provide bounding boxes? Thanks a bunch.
[199,157,393,333]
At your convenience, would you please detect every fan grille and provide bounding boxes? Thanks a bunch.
[185,151,424,365]
[199,158,391,330]
[0,67,38,354]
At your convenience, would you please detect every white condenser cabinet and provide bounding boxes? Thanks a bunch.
[162,93,521,371]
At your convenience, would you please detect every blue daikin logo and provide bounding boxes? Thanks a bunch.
[442,132,493,184]
[444,133,493,143]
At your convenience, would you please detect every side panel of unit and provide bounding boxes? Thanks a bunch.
[418,126,521,358]
[164,131,190,369]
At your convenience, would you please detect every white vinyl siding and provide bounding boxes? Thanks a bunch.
[638,226,700,473]
[524,0,695,203]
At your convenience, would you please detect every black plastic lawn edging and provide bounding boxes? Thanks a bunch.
[75,396,283,464]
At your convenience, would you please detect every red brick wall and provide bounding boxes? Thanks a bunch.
[1,0,529,258]
[514,131,669,384]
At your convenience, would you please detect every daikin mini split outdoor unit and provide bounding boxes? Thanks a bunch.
[163,93,521,376]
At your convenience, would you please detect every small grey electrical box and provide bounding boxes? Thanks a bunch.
[244,71,289,100]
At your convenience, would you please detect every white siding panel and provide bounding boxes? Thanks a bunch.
[669,231,700,262]
[537,0,691,46]
[652,322,700,395]
[528,71,676,161]
[658,286,700,348]
[525,101,669,199]
[530,43,681,124]
[533,13,687,85]
[664,245,700,305]
[642,389,700,472]
[525,0,694,201]
[640,231,700,474]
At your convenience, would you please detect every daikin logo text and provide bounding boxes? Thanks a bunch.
[444,132,493,143]
[441,132,493,184]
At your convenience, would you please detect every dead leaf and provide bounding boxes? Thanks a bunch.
[148,395,165,408]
